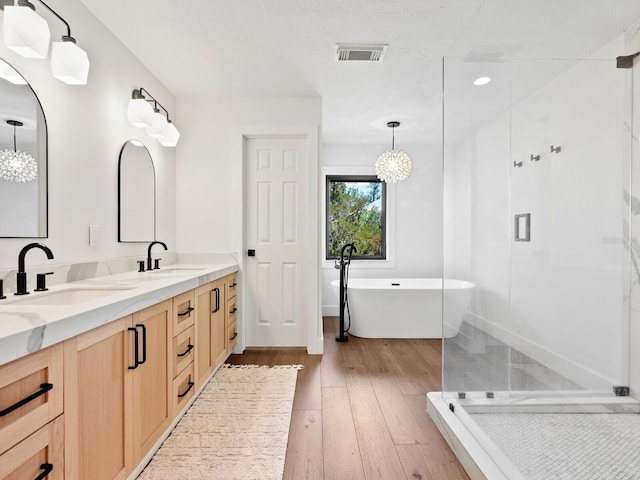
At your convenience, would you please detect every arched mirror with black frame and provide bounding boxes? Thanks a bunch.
[0,58,48,238]
[118,139,156,242]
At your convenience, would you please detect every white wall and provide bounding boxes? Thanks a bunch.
[0,0,176,269]
[175,97,321,254]
[445,36,632,391]
[321,143,443,314]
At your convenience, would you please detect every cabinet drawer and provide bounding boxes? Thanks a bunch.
[173,326,195,378]
[0,414,64,480]
[226,273,237,300]
[0,344,63,455]
[173,290,195,336]
[227,297,237,326]
[228,321,238,351]
[172,363,195,417]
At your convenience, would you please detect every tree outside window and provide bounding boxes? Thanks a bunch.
[326,175,386,260]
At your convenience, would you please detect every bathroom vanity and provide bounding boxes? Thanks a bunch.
[0,261,238,480]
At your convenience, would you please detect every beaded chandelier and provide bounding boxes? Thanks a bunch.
[0,120,38,183]
[375,121,412,183]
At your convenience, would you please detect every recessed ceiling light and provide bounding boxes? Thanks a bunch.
[474,77,491,86]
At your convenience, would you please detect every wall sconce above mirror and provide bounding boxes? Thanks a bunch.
[118,139,156,242]
[1,0,90,85]
[127,87,180,147]
[0,58,47,238]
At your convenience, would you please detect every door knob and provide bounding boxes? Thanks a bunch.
[247,249,255,257]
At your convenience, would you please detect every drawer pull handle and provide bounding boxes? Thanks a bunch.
[178,307,194,317]
[177,344,194,357]
[0,383,53,417]
[136,323,147,365]
[128,327,140,369]
[230,332,238,341]
[229,307,237,314]
[212,287,220,313]
[178,381,195,398]
[34,463,54,480]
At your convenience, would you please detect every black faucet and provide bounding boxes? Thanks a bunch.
[146,241,167,271]
[15,243,54,296]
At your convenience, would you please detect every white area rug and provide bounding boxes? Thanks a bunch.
[137,364,302,480]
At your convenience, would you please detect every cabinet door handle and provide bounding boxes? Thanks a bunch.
[212,287,220,313]
[178,307,194,317]
[0,383,53,417]
[136,323,147,365]
[229,332,238,341]
[229,307,237,314]
[34,463,54,480]
[128,327,140,369]
[177,381,195,398]
[177,344,194,357]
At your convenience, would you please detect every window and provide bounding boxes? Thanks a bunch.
[326,175,386,260]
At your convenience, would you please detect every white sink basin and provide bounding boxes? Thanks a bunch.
[154,266,207,273]
[142,266,208,277]
[5,287,135,306]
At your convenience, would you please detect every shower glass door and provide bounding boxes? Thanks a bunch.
[442,53,632,401]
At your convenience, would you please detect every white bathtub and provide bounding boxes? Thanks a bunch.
[330,278,474,338]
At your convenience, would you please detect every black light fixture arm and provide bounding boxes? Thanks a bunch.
[616,51,640,69]
[133,87,172,122]
[18,0,75,41]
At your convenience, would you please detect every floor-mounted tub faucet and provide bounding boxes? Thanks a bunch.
[15,243,54,296]
[146,241,167,271]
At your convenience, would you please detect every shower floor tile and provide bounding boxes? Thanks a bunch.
[471,412,640,480]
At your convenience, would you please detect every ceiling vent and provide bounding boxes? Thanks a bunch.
[335,44,387,62]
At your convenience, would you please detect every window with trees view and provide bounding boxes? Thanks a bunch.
[326,175,386,260]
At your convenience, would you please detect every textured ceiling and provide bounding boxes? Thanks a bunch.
[80,0,640,144]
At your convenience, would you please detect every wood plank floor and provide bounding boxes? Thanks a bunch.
[227,317,470,480]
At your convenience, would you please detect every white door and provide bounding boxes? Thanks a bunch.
[245,136,308,346]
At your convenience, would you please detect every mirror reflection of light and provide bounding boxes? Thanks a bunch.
[473,76,491,86]
[0,61,27,85]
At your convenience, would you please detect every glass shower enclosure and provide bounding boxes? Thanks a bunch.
[430,36,640,480]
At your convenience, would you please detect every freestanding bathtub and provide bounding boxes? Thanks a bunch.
[330,278,474,338]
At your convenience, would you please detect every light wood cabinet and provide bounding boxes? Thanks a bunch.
[65,300,173,479]
[194,275,234,390]
[173,326,195,378]
[172,290,195,336]
[0,343,63,456]
[194,281,216,388]
[64,317,133,480]
[0,415,64,480]
[170,290,195,417]
[226,273,238,354]
[172,363,195,417]
[131,299,172,464]
[2,269,238,480]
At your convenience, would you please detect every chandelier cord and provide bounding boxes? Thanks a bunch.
[12,124,17,152]
[391,125,395,150]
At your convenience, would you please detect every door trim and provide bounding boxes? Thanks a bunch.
[231,125,322,354]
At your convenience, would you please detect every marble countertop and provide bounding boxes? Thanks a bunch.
[0,261,238,367]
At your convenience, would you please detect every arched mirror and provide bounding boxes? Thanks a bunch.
[118,140,156,242]
[0,58,47,238]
